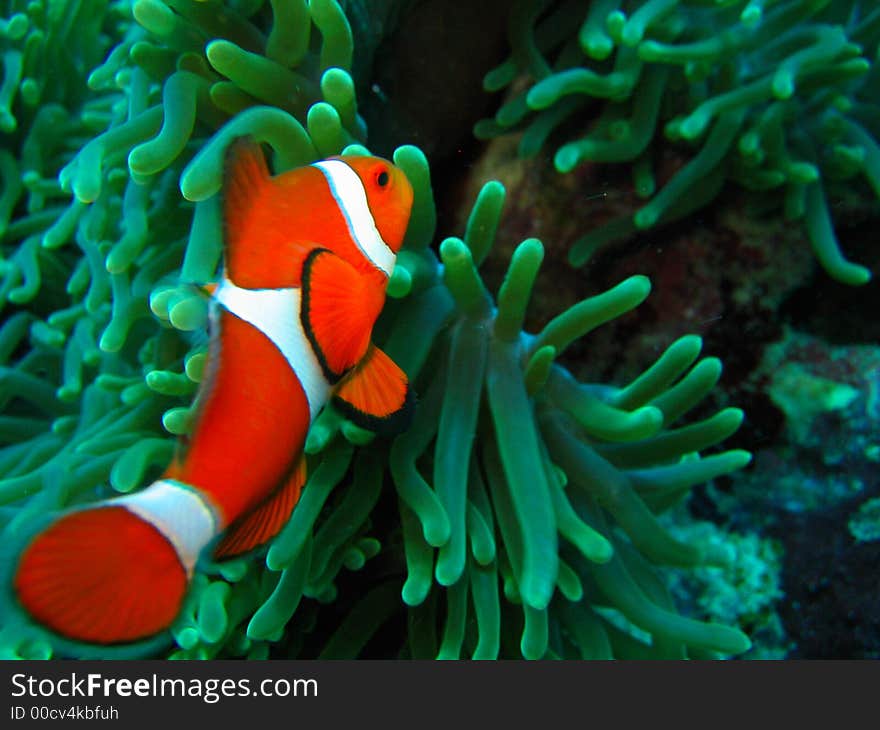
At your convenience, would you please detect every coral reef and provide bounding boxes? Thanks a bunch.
[660,512,789,659]
[0,0,756,659]
[478,0,880,285]
[849,497,880,543]
[722,328,879,517]
[705,327,880,657]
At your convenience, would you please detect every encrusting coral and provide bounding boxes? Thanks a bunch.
[0,0,751,659]
[660,513,789,659]
[478,0,880,285]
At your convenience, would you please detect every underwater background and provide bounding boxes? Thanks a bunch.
[0,0,877,659]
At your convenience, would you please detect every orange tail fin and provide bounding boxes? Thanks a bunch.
[14,506,188,644]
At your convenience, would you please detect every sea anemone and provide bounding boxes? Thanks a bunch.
[478,0,880,285]
[0,0,751,659]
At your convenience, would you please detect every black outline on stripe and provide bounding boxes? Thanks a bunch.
[214,304,320,423]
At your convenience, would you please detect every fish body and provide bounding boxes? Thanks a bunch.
[13,140,414,644]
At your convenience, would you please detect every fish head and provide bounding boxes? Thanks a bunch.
[338,155,414,255]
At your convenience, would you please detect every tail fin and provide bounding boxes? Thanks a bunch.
[14,505,190,644]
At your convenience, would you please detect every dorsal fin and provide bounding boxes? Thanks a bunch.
[222,137,271,252]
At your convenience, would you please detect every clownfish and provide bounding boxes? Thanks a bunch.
[13,138,415,645]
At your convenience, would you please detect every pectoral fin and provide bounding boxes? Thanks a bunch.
[332,344,413,436]
[214,455,307,559]
[300,249,383,382]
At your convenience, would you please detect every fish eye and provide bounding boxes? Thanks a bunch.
[376,170,389,187]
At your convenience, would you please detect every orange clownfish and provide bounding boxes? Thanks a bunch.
[13,138,415,645]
